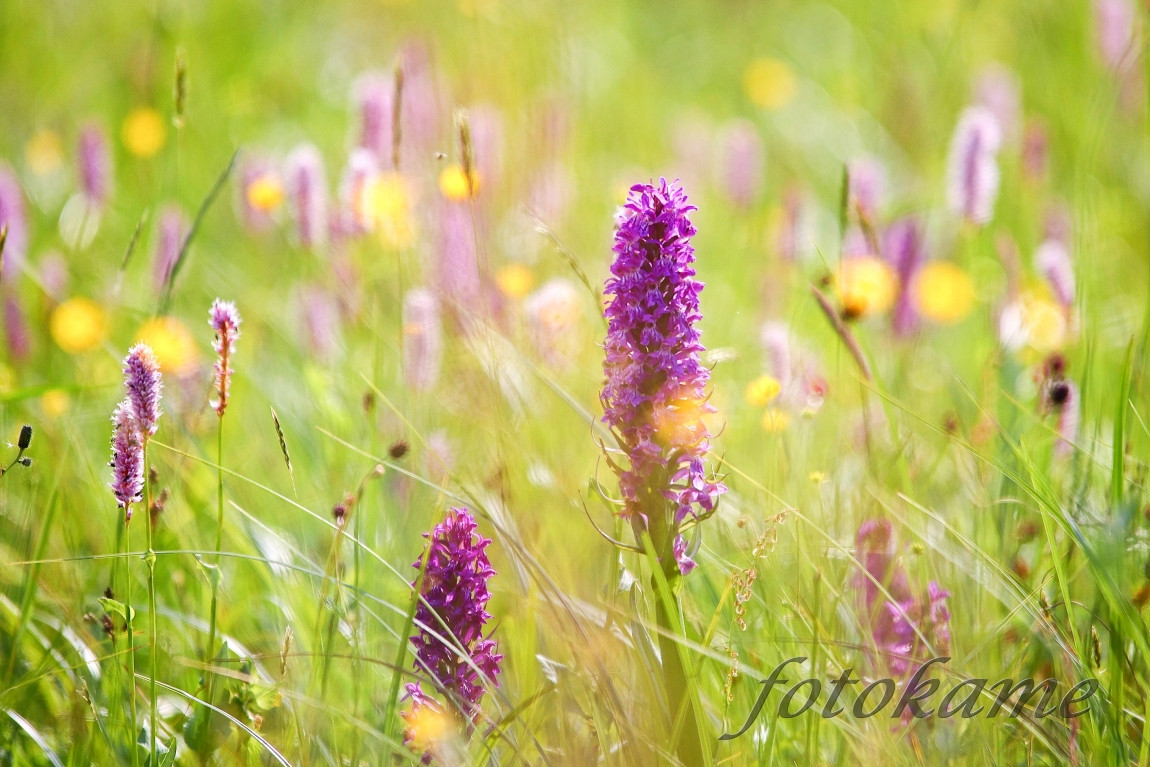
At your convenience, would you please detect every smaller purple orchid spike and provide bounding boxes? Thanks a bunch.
[209,299,241,417]
[946,106,1002,226]
[122,344,163,436]
[436,202,482,318]
[405,507,501,749]
[109,401,145,516]
[338,148,379,237]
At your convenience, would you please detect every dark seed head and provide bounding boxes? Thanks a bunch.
[1047,380,1070,408]
[18,425,32,450]
[388,439,409,460]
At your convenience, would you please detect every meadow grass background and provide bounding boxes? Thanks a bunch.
[1,0,1149,764]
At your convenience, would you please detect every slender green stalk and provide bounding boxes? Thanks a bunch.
[144,445,158,764]
[203,419,224,734]
[125,515,140,767]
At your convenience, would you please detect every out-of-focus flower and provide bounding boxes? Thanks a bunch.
[121,107,167,158]
[744,58,797,110]
[153,205,187,292]
[974,65,1021,143]
[400,683,453,764]
[438,165,481,201]
[339,148,380,236]
[468,105,504,196]
[436,203,482,316]
[524,278,582,369]
[1035,239,1075,310]
[285,144,328,248]
[352,71,394,162]
[761,409,790,433]
[1094,0,1138,71]
[912,261,975,325]
[759,321,826,414]
[885,217,925,336]
[135,316,198,376]
[3,294,31,360]
[0,164,28,282]
[209,300,241,417]
[719,119,764,209]
[299,285,342,361]
[78,123,112,209]
[847,155,886,224]
[1022,122,1049,183]
[495,263,533,300]
[1051,380,1079,460]
[40,389,71,417]
[998,290,1069,353]
[403,289,442,392]
[49,297,107,354]
[601,180,725,528]
[25,130,64,176]
[744,374,781,407]
[835,256,897,319]
[241,159,285,231]
[363,172,416,249]
[946,106,1001,226]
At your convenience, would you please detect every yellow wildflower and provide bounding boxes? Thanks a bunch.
[496,264,534,299]
[438,165,480,200]
[25,130,64,175]
[762,409,790,432]
[835,257,897,318]
[136,317,198,375]
[745,374,782,406]
[246,174,285,212]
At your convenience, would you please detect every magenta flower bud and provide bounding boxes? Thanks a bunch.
[122,344,163,437]
[78,123,112,209]
[436,202,481,317]
[285,144,328,248]
[153,205,187,292]
[3,293,31,360]
[0,164,28,283]
[720,119,764,209]
[403,289,442,392]
[338,148,379,237]
[353,71,394,162]
[407,508,502,726]
[1095,0,1137,71]
[1035,239,1075,310]
[602,179,725,527]
[1055,381,1079,459]
[946,106,1002,225]
[673,534,697,576]
[974,65,1021,143]
[885,217,926,336]
[209,299,241,417]
[847,155,886,223]
[109,401,145,515]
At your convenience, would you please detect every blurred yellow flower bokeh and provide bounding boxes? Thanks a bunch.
[246,174,285,212]
[496,264,534,299]
[835,257,897,318]
[913,261,975,324]
[49,297,107,354]
[365,172,416,249]
[745,374,782,406]
[438,165,480,200]
[122,107,167,158]
[25,129,64,175]
[136,316,198,375]
[744,58,797,110]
